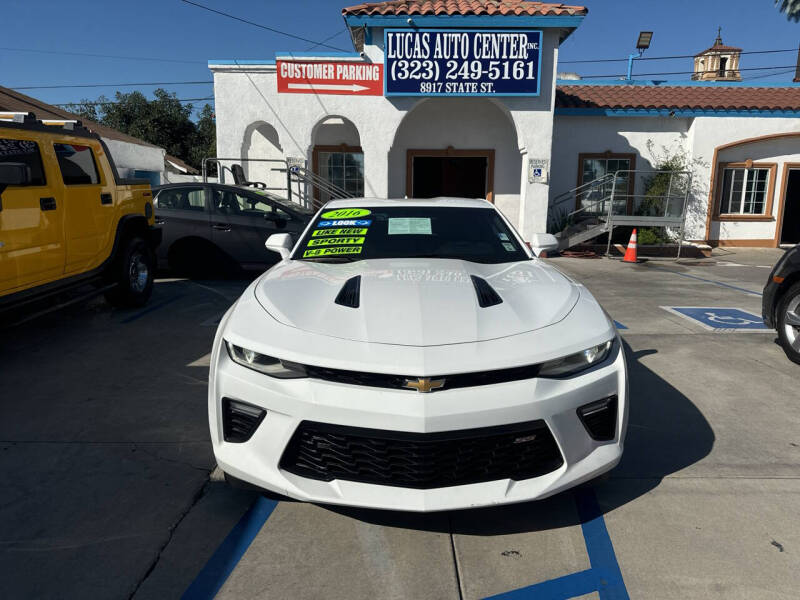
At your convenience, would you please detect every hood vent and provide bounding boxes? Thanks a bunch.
[470,276,503,308]
[335,275,361,308]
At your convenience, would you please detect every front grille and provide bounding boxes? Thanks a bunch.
[279,420,564,489]
[304,362,541,392]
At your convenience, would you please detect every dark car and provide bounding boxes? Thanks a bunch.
[152,183,314,274]
[763,245,800,364]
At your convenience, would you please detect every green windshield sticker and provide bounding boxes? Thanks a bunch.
[303,246,363,258]
[308,237,365,247]
[320,208,371,219]
[312,228,368,237]
[388,218,432,235]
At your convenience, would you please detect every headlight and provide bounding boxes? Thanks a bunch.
[225,341,307,379]
[538,340,614,378]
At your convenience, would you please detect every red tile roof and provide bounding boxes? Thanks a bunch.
[556,84,800,111]
[695,43,742,56]
[342,1,587,17]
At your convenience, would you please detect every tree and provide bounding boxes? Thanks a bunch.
[69,89,215,171]
[776,0,800,21]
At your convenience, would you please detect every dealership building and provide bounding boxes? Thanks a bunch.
[210,0,800,247]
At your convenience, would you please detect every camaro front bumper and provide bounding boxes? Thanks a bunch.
[209,331,628,512]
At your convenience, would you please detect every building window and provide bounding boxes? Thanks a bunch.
[720,167,770,215]
[577,153,636,212]
[312,145,364,208]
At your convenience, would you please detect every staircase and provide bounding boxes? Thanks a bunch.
[549,169,693,256]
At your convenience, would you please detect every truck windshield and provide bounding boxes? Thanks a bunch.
[293,206,529,264]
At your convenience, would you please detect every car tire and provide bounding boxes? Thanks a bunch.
[776,282,800,365]
[104,236,154,307]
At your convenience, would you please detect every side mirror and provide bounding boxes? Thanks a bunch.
[0,162,31,186]
[530,233,559,258]
[265,233,294,260]
[264,212,287,229]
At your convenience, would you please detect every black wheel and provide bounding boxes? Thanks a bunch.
[776,282,800,365]
[104,236,154,307]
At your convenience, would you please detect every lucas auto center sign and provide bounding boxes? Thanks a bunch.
[384,30,542,96]
[276,29,541,97]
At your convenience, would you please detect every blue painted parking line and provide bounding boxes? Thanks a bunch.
[182,496,278,600]
[486,488,629,600]
[661,306,769,332]
[121,294,183,323]
[650,266,762,297]
[613,320,628,330]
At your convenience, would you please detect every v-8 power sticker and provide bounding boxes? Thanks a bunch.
[303,246,363,257]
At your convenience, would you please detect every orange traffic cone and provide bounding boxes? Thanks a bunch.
[622,229,638,263]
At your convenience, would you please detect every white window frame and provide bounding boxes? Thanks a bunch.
[720,167,770,216]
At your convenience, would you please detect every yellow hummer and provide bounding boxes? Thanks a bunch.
[0,112,161,312]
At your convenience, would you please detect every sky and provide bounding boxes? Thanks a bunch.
[2,0,799,119]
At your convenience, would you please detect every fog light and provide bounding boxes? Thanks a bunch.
[222,398,266,443]
[577,396,617,441]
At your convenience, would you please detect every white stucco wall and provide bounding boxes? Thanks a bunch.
[102,138,165,177]
[211,29,563,239]
[687,118,800,242]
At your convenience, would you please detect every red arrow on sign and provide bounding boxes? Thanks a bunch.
[277,61,383,96]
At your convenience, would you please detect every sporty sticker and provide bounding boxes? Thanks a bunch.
[307,237,365,247]
[303,246,363,257]
[320,208,371,219]
[317,219,372,227]
[312,228,368,237]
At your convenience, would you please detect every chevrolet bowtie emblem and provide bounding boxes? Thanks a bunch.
[403,377,446,393]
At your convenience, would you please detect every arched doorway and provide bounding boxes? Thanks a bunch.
[310,116,363,208]
[388,98,522,217]
[241,121,283,190]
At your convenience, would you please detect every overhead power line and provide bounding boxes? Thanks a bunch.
[0,46,203,64]
[180,0,351,52]
[578,64,800,79]
[561,48,798,65]
[54,96,215,107]
[11,81,213,90]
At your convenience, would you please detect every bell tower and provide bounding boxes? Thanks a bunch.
[692,28,742,81]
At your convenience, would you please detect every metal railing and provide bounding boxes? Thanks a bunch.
[201,157,355,210]
[550,170,693,258]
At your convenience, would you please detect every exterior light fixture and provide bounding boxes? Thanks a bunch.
[627,31,654,81]
[636,32,653,52]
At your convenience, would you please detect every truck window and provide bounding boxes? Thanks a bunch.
[53,143,100,185]
[0,138,46,186]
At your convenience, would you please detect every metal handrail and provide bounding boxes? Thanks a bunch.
[550,173,616,209]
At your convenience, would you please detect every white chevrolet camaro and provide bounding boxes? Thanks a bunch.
[209,198,627,511]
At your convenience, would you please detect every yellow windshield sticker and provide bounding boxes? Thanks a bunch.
[307,237,365,247]
[312,228,368,237]
[320,208,371,219]
[303,246,363,258]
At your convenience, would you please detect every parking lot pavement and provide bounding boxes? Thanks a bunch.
[3,249,799,599]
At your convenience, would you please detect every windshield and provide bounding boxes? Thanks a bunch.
[292,206,529,264]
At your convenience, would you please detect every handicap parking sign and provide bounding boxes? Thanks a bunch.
[661,307,769,332]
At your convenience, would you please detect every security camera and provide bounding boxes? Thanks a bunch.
[407,17,413,24]
[360,51,366,58]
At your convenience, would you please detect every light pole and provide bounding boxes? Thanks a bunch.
[626,31,653,81]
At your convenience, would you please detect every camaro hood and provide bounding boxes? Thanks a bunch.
[253,259,580,346]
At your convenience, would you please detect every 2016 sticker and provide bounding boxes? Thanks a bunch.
[320,208,371,219]
[303,246,363,257]
[307,237,365,247]
[317,219,372,227]
[312,228,368,237]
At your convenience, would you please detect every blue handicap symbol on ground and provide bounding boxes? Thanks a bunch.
[666,307,768,331]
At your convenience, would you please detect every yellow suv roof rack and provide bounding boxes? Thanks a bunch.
[0,111,94,136]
